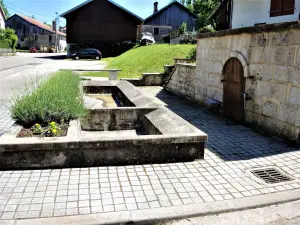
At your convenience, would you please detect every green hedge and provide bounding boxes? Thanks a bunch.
[11,70,87,127]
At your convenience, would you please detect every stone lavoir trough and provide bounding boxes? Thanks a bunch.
[0,80,208,170]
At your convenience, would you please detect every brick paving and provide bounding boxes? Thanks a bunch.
[0,86,300,220]
[0,103,14,136]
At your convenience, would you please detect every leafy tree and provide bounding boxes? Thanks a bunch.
[0,0,9,17]
[180,0,219,30]
[0,28,18,49]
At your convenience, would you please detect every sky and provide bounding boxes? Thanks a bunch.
[3,0,172,26]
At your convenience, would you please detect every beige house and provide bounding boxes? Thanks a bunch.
[5,14,67,52]
[0,4,6,29]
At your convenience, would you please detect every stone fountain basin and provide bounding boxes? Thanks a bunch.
[0,81,208,170]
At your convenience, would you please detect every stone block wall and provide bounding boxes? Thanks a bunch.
[122,73,165,86]
[194,23,300,141]
[166,63,196,101]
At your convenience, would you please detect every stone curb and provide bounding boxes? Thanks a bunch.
[2,188,300,225]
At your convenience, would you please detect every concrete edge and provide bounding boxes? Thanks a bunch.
[5,188,300,225]
[175,63,196,68]
[0,120,79,147]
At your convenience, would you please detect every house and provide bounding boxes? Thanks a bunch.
[5,14,67,52]
[143,1,197,42]
[164,0,300,141]
[0,4,6,29]
[209,0,300,30]
[61,0,143,57]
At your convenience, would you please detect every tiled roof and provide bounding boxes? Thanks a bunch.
[19,15,66,36]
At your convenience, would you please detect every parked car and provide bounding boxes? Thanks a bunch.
[29,47,38,53]
[72,48,102,60]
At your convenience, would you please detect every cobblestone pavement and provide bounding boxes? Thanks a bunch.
[0,103,14,136]
[0,87,300,220]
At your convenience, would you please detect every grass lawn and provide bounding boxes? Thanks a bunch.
[81,44,196,78]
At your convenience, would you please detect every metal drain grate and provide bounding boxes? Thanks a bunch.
[250,168,294,184]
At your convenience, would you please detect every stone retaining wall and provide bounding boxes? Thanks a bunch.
[122,73,165,86]
[165,63,196,101]
[194,23,300,141]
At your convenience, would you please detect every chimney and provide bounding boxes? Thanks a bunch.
[52,21,57,31]
[153,2,158,14]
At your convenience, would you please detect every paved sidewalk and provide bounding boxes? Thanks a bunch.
[0,103,14,136]
[0,87,299,222]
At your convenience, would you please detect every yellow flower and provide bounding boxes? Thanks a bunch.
[35,123,40,127]
[50,122,56,125]
[52,129,57,134]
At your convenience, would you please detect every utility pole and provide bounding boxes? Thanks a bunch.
[55,12,59,53]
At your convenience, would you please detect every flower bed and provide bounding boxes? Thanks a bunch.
[17,121,69,138]
[11,70,87,137]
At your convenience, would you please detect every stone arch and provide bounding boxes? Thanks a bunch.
[222,52,249,78]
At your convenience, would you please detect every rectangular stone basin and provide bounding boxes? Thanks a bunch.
[0,81,208,169]
[82,80,160,108]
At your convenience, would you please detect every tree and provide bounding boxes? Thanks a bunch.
[0,28,18,49]
[180,0,219,30]
[0,0,9,17]
[193,0,219,29]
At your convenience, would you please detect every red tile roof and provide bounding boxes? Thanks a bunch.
[19,15,66,36]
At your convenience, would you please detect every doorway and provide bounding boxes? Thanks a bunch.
[223,58,245,122]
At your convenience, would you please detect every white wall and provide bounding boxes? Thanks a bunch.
[0,13,5,29]
[59,38,67,52]
[232,0,300,28]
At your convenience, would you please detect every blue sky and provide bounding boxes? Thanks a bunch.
[3,0,172,26]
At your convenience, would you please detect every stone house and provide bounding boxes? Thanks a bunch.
[165,2,300,142]
[143,1,197,43]
[6,14,67,52]
[0,4,6,29]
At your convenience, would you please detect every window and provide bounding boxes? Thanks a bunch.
[81,49,89,54]
[270,0,295,17]
[35,35,38,41]
[49,35,52,41]
[154,27,159,35]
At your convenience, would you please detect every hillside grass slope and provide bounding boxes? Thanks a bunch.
[83,44,196,78]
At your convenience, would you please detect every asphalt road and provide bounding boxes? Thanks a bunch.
[0,53,106,103]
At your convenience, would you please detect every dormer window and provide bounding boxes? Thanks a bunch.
[270,0,295,17]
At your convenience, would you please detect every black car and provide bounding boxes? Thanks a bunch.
[72,48,102,60]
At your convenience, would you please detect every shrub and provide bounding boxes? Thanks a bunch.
[11,70,87,127]
[187,46,197,60]
[199,25,215,33]
[179,22,187,34]
[0,28,18,49]
[180,32,197,44]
